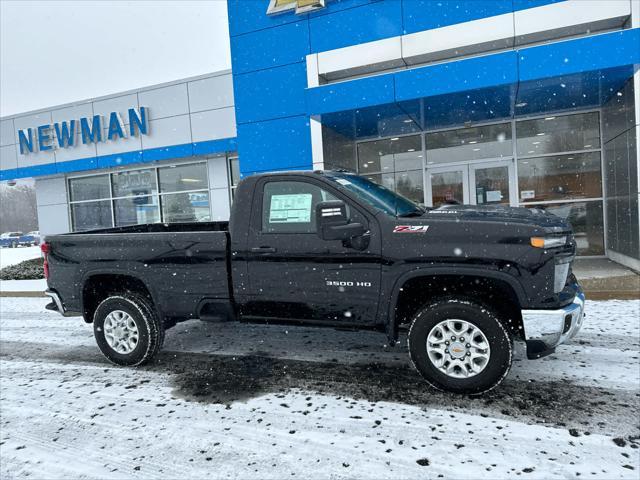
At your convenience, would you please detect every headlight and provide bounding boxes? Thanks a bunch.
[530,236,567,249]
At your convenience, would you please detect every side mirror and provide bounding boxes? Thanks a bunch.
[316,200,366,243]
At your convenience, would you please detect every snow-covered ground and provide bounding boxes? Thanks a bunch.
[0,246,45,294]
[1,297,639,479]
[0,245,40,269]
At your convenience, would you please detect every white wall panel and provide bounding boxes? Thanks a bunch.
[0,144,18,171]
[93,94,139,124]
[318,36,404,80]
[209,187,230,221]
[207,155,229,190]
[35,177,68,207]
[306,54,320,88]
[37,203,70,235]
[13,112,53,144]
[139,84,189,119]
[54,129,98,163]
[402,13,514,65]
[51,103,94,124]
[190,107,236,142]
[514,0,630,44]
[188,74,234,112]
[17,148,56,168]
[141,115,191,149]
[97,127,143,156]
[1,118,15,146]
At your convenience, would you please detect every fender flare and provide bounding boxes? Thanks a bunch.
[385,266,527,342]
[80,269,160,320]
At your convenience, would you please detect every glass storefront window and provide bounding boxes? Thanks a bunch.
[516,112,600,157]
[112,168,158,198]
[518,152,602,203]
[357,135,422,173]
[68,161,216,231]
[530,201,604,255]
[395,170,424,205]
[426,123,511,165]
[68,175,110,201]
[161,192,211,223]
[70,201,113,231]
[159,163,208,192]
[114,196,160,226]
[364,171,424,205]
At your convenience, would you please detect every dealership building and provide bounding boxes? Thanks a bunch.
[1,0,639,269]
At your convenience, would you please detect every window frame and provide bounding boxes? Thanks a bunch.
[254,176,365,237]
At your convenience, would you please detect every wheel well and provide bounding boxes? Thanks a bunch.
[392,275,523,339]
[82,274,153,323]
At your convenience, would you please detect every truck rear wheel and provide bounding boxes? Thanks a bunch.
[93,293,164,366]
[407,298,512,395]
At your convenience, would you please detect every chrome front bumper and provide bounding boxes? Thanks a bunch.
[521,291,585,359]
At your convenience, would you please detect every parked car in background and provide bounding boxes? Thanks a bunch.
[19,231,40,246]
[0,232,24,248]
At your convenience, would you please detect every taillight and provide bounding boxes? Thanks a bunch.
[41,242,50,279]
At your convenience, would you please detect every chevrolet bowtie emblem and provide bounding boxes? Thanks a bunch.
[266,0,326,15]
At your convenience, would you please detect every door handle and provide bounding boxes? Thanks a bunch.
[251,246,277,253]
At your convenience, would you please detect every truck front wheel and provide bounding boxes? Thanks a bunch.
[93,293,164,366]
[407,298,512,395]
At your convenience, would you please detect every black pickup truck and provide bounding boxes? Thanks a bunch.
[43,170,585,394]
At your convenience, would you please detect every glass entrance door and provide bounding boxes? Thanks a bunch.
[469,161,515,206]
[427,160,515,207]
[427,166,469,206]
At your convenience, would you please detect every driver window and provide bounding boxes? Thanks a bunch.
[262,181,344,233]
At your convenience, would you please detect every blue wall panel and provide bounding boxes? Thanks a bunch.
[306,74,395,115]
[518,29,640,82]
[228,0,302,37]
[231,21,310,74]
[394,51,518,102]
[308,0,379,18]
[234,62,308,124]
[309,0,402,52]
[237,115,312,175]
[512,0,566,12]
[402,1,513,35]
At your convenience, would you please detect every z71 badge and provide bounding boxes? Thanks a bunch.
[393,225,429,233]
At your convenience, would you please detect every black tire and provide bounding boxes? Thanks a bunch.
[93,293,164,366]
[407,298,512,395]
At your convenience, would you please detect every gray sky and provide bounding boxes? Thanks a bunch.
[0,0,231,116]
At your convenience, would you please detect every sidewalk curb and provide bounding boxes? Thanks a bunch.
[0,291,46,297]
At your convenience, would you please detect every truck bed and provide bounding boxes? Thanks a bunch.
[45,222,231,320]
[75,221,229,235]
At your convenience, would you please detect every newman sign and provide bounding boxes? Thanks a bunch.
[17,107,149,155]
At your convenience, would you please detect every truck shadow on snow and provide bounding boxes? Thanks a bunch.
[159,349,630,433]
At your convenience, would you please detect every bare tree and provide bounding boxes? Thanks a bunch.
[0,184,39,233]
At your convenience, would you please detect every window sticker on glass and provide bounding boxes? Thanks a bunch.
[269,194,313,223]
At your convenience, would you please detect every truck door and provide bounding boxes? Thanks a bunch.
[241,177,382,324]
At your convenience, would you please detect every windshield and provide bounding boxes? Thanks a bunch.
[325,173,424,217]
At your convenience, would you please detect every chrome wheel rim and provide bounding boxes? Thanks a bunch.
[103,310,139,354]
[426,319,491,378]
